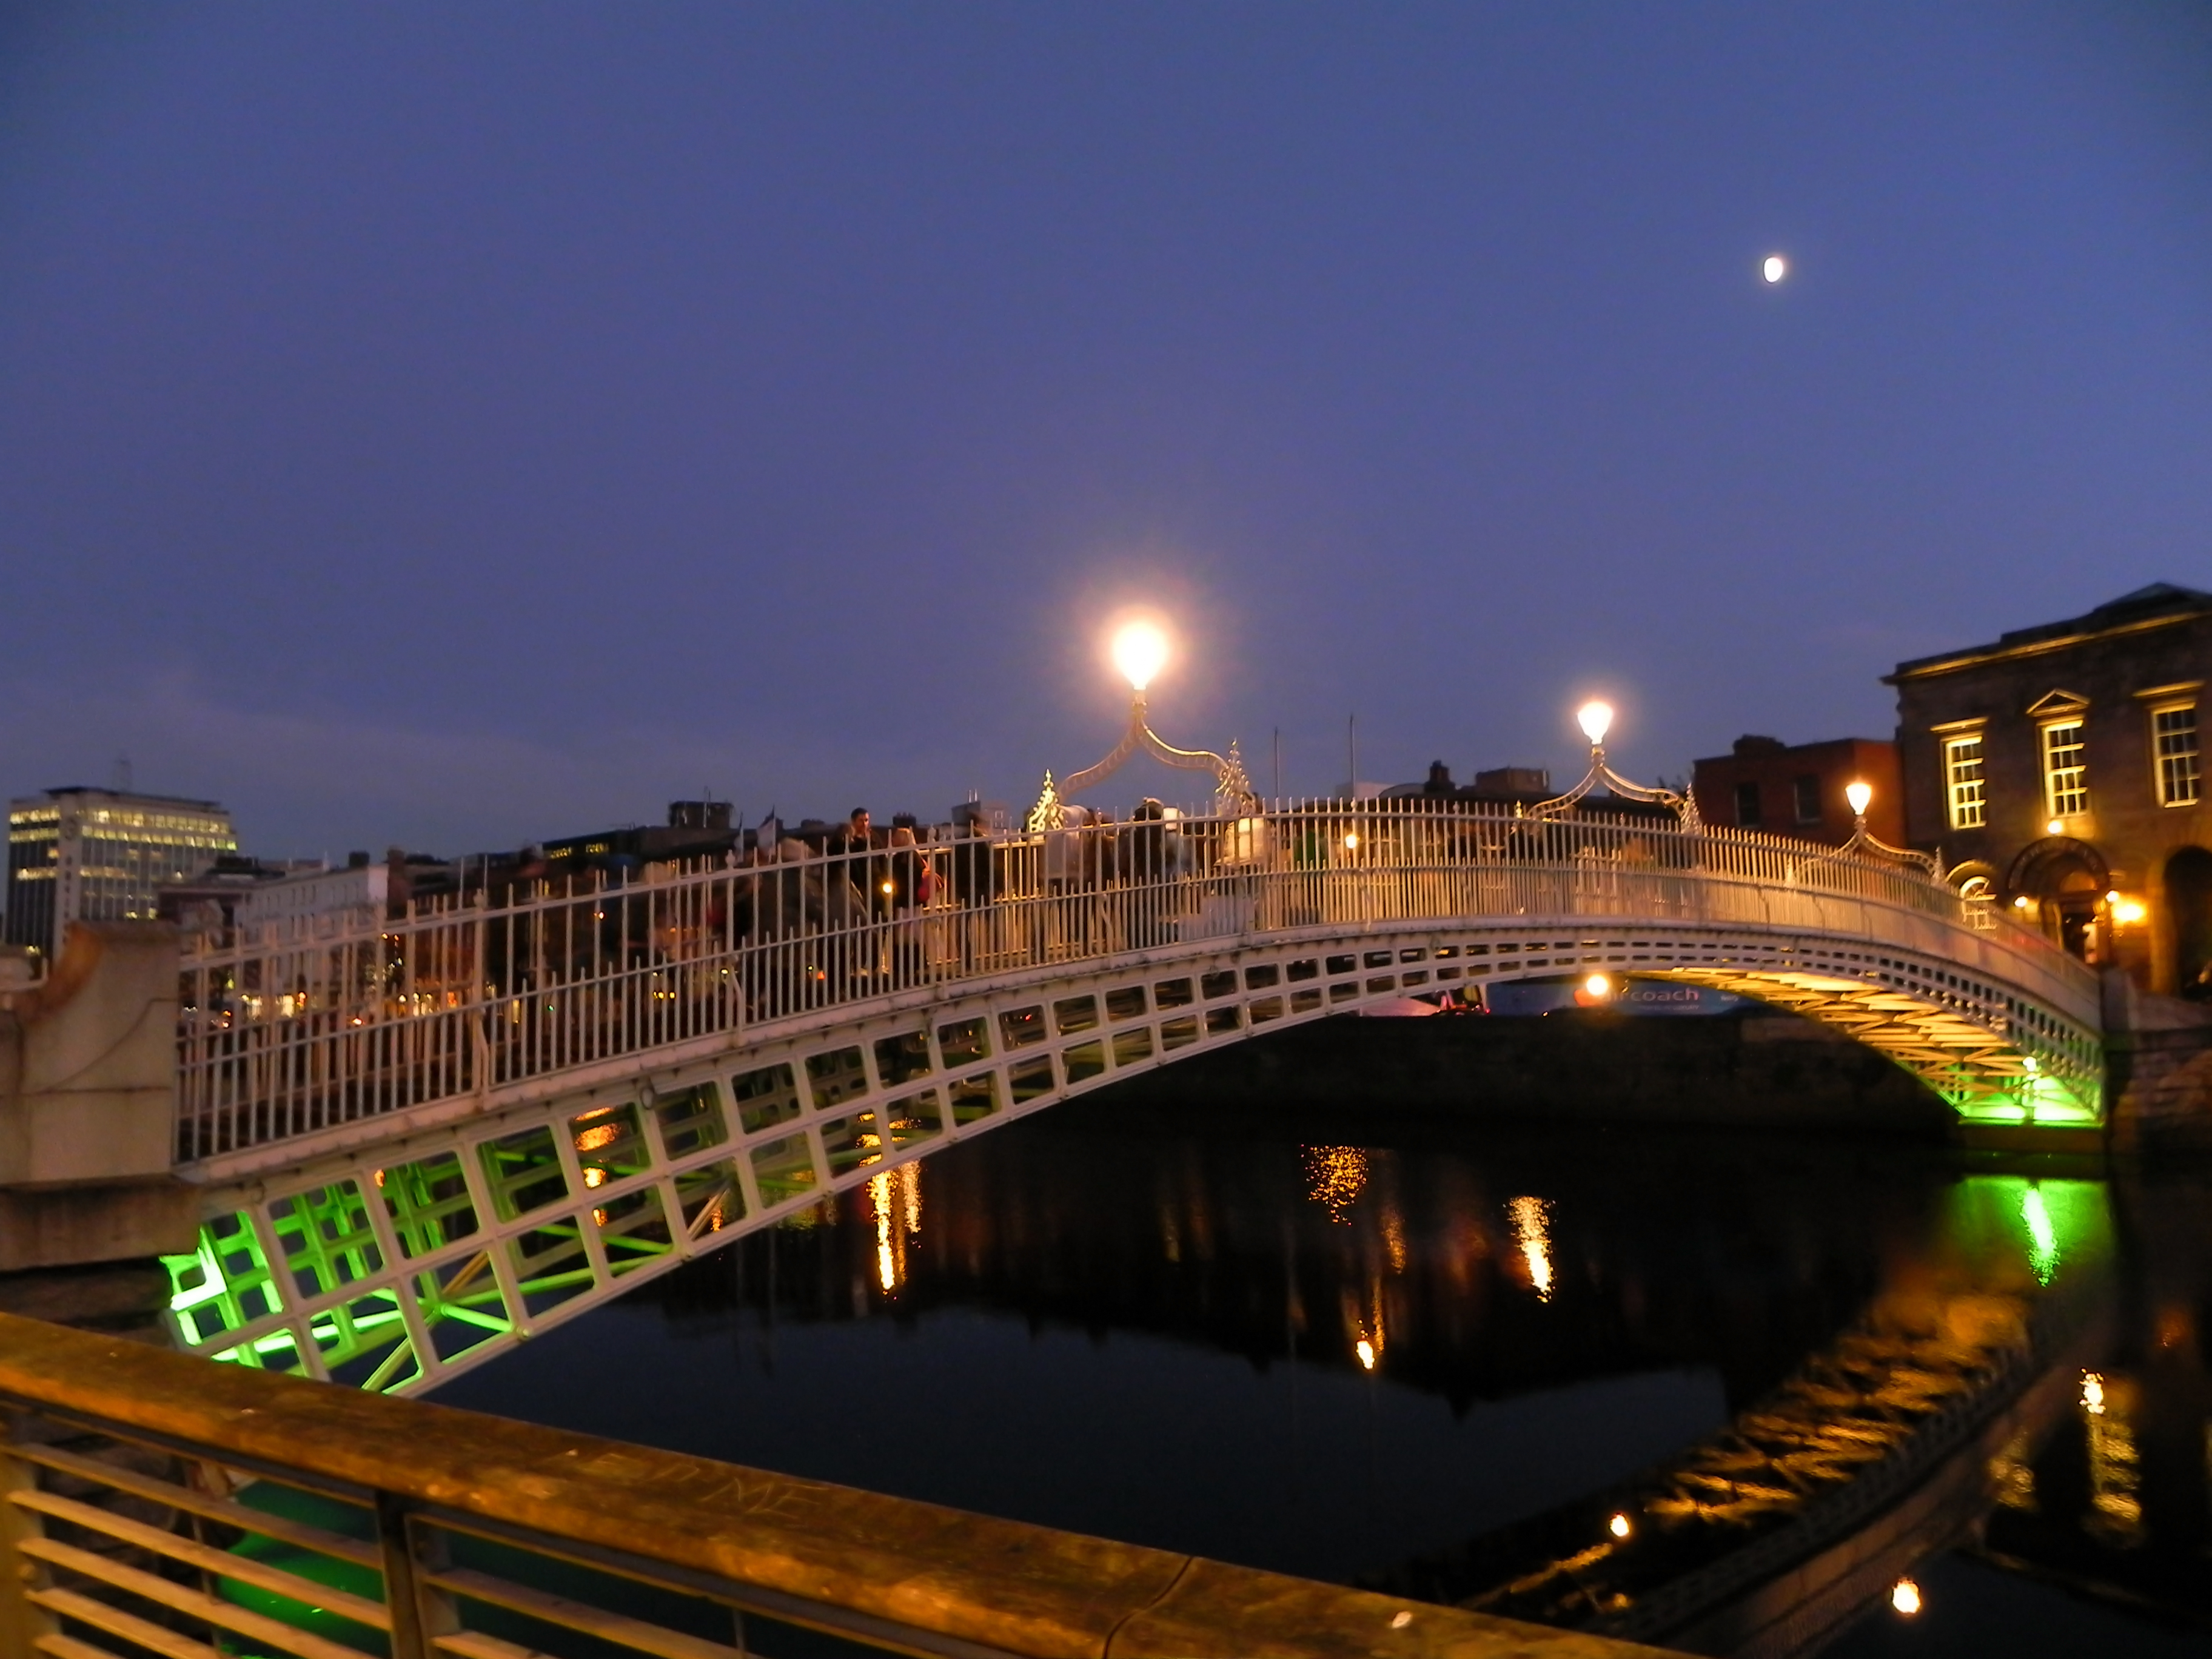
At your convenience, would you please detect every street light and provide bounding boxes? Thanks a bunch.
[1836,779,1942,879]
[1529,698,1691,822]
[1110,621,1169,692]
[1030,614,1255,831]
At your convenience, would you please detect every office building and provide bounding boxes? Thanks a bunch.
[4,787,237,960]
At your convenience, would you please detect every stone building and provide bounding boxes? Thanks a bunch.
[1691,734,1903,848]
[1886,583,2212,992]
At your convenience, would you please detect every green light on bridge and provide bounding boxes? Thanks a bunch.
[1952,1068,2100,1129]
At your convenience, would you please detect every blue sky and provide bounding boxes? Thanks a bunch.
[3,4,2208,854]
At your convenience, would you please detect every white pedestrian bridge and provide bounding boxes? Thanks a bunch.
[164,799,2101,1393]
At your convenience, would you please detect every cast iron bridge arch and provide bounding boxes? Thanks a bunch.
[162,800,2101,1394]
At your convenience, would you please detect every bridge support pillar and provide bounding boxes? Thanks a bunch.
[0,923,195,1272]
[2103,969,2212,1155]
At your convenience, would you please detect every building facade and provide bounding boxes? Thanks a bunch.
[1690,735,1903,848]
[232,855,391,933]
[4,787,237,960]
[1886,583,2212,991]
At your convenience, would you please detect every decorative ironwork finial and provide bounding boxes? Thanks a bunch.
[1026,771,1064,834]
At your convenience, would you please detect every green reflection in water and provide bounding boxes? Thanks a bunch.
[1945,1175,2111,1292]
[2020,1185,2059,1285]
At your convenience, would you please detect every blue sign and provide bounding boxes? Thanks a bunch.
[1483,977,1749,1017]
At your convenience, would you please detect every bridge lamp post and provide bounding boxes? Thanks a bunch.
[1027,618,1256,831]
[1845,779,1873,833]
[1529,699,1695,822]
[1836,780,1943,879]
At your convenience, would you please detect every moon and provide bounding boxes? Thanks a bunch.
[1762,254,1788,283]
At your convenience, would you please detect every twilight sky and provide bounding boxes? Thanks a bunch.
[3,4,2209,856]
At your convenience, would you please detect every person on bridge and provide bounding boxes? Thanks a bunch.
[951,804,998,972]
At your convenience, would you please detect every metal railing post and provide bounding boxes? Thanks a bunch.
[377,1492,456,1659]
[0,1423,56,1659]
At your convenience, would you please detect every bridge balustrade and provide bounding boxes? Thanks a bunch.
[174,802,2086,1162]
[0,1312,1653,1659]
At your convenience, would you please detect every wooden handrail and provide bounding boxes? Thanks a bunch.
[0,1313,1672,1659]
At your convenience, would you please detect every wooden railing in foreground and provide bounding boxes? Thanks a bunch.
[0,1315,1672,1659]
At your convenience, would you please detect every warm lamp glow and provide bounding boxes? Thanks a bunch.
[1845,780,1872,816]
[1609,1512,1632,1540]
[1577,700,1614,746]
[1355,1339,1376,1371]
[1584,973,1611,998]
[1110,621,1170,691]
[2047,818,2065,836]
[1891,1579,1921,1617]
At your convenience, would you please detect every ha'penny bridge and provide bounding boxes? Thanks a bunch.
[0,688,2113,1659]
[163,797,2099,1396]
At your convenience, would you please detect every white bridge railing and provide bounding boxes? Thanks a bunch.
[176,800,2091,1161]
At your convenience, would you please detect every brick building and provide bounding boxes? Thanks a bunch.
[1690,735,1903,848]
[1886,583,2212,991]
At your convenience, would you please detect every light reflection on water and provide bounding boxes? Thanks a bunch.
[440,1102,2212,1655]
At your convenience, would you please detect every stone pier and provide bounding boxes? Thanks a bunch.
[0,922,196,1271]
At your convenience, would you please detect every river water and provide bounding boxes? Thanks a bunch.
[440,1088,2212,1657]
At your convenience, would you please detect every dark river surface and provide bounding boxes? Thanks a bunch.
[439,1081,2212,1658]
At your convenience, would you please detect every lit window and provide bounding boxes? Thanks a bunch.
[2154,705,2200,807]
[1945,735,1986,830]
[2042,721,2088,820]
[1734,781,1762,829]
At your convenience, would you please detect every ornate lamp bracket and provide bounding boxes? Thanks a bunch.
[1035,690,1259,827]
[1843,817,1943,880]
[1529,739,1695,825]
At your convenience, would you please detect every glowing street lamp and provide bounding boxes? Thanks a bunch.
[1837,780,1943,880]
[1110,620,1169,692]
[1028,615,1255,831]
[1529,698,1691,821]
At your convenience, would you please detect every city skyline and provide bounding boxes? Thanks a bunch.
[3,5,2209,855]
